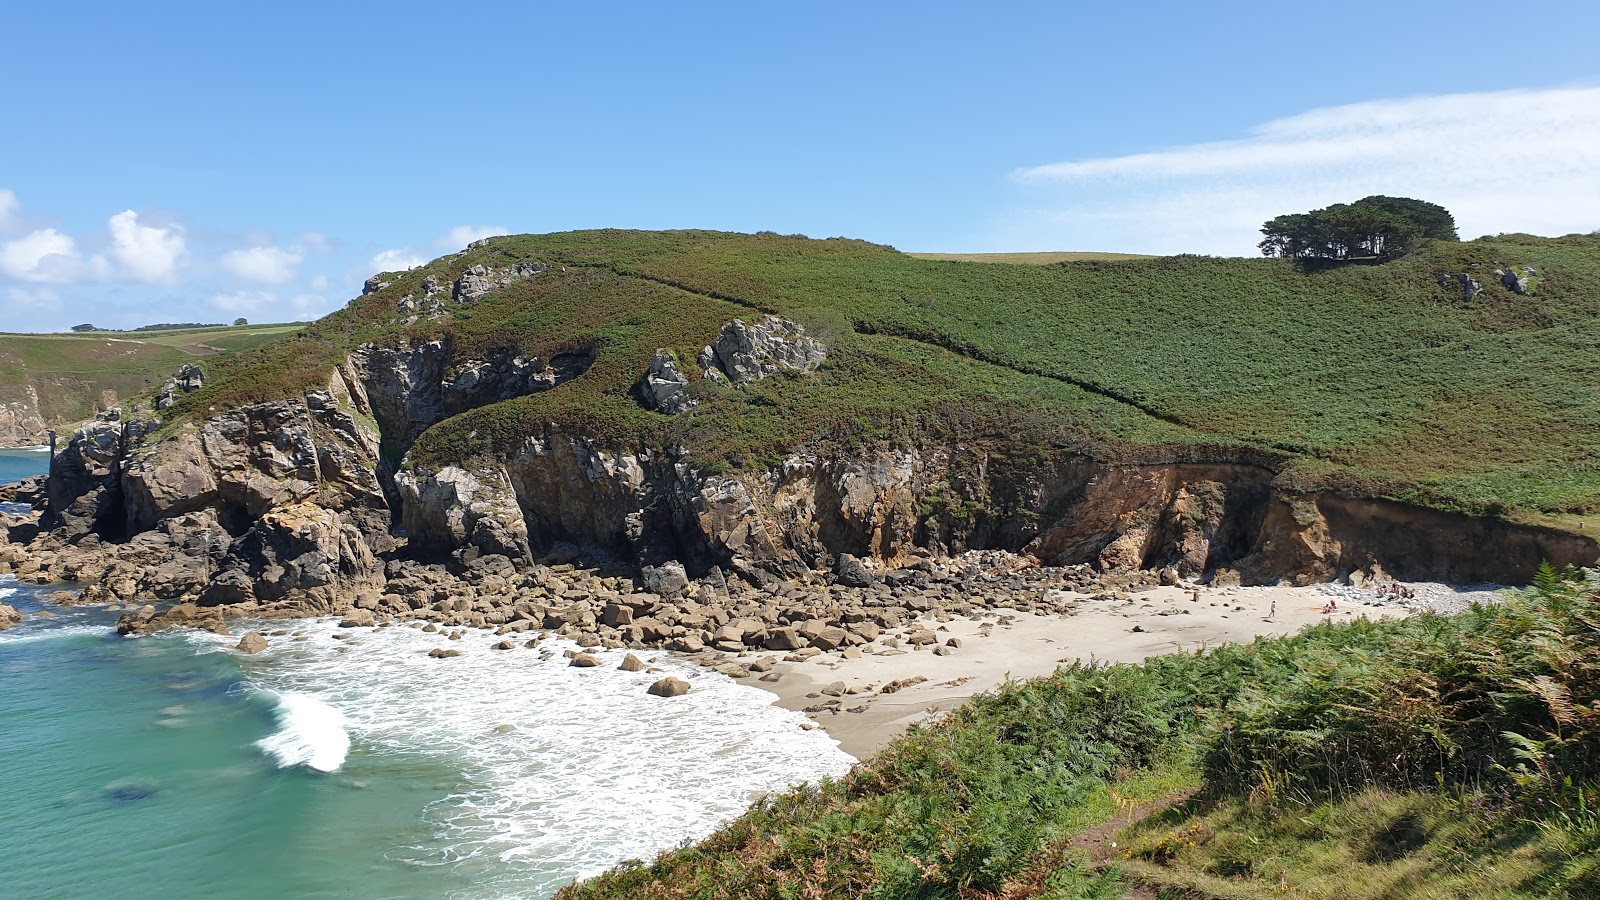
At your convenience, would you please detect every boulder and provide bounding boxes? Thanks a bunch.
[879,676,927,694]
[640,561,690,596]
[338,609,376,628]
[763,627,805,651]
[835,553,878,588]
[570,653,602,667]
[647,676,691,697]
[619,653,646,672]
[118,602,228,637]
[809,626,848,651]
[236,632,269,654]
[0,603,22,631]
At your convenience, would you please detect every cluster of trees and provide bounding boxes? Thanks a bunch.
[66,319,247,333]
[1259,195,1458,265]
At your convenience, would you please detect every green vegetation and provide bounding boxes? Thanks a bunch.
[1260,196,1459,264]
[562,574,1600,899]
[0,322,303,428]
[907,251,1157,264]
[158,228,1600,525]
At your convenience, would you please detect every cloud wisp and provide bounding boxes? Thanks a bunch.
[1000,86,1600,255]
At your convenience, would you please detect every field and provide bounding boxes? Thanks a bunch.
[0,323,304,429]
[163,228,1600,526]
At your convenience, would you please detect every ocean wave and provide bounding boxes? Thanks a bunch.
[190,619,854,895]
[255,691,352,773]
[0,623,115,646]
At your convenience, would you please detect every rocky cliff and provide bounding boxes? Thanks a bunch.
[0,385,49,447]
[6,234,1597,625]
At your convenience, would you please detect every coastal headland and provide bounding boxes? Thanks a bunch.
[3,227,1599,897]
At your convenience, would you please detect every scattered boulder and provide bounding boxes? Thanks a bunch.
[0,603,22,631]
[338,609,376,628]
[570,653,602,667]
[647,676,691,697]
[236,632,269,654]
[764,627,805,651]
[880,676,927,694]
[619,653,646,672]
[834,553,877,588]
[640,561,690,597]
[428,648,462,659]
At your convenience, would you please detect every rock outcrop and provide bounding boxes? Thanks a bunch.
[155,364,205,410]
[200,502,383,613]
[699,316,826,385]
[453,263,543,303]
[0,603,22,631]
[639,351,694,414]
[0,385,48,448]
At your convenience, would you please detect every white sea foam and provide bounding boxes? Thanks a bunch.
[190,620,855,896]
[0,623,115,646]
[256,691,352,773]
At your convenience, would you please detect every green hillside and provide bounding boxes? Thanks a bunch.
[0,323,303,430]
[168,229,1600,527]
[561,572,1600,899]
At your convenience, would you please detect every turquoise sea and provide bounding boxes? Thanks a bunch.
[0,448,854,899]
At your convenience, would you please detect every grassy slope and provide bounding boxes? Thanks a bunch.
[0,323,303,427]
[907,251,1158,264]
[167,229,1600,523]
[561,574,1600,900]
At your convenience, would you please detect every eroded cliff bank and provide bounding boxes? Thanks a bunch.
[2,264,1592,633]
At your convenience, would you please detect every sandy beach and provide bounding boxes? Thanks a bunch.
[746,581,1500,759]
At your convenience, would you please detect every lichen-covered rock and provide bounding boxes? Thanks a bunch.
[702,316,826,384]
[453,263,542,303]
[639,351,695,414]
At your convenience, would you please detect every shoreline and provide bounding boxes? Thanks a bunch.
[740,581,1500,759]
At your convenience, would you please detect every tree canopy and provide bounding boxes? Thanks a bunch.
[1259,196,1457,265]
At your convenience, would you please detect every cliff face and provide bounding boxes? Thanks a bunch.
[15,309,1597,616]
[0,385,49,447]
[400,440,1595,591]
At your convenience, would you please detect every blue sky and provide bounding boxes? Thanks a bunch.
[3,1,1599,331]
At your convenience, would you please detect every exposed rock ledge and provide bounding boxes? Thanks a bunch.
[3,320,1593,632]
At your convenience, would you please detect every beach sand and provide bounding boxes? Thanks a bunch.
[746,582,1442,759]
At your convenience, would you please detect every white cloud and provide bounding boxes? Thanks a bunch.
[0,189,18,232]
[1001,86,1600,255]
[209,290,278,315]
[220,245,302,284]
[210,290,335,321]
[0,229,88,283]
[309,274,331,291]
[107,210,185,283]
[5,286,60,311]
[436,224,509,250]
[292,232,337,256]
[370,249,425,273]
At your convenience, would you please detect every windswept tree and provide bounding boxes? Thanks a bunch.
[1260,196,1456,265]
